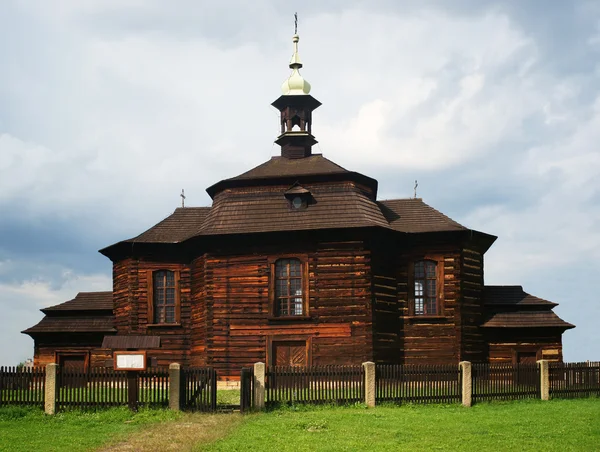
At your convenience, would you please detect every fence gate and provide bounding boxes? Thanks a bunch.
[182,367,217,412]
[240,367,254,413]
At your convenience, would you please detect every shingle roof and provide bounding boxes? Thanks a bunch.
[482,310,575,329]
[378,199,466,233]
[192,182,391,236]
[102,336,161,349]
[229,155,349,180]
[483,286,558,307]
[22,316,116,334]
[126,207,210,243]
[42,292,113,313]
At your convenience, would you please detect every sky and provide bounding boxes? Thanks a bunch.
[1,0,599,364]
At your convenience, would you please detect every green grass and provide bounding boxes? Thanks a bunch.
[1,399,599,451]
[204,399,600,451]
[0,406,181,452]
[217,389,241,406]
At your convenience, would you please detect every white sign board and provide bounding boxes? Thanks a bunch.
[114,352,146,370]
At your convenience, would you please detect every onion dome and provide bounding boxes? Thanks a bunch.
[281,34,312,95]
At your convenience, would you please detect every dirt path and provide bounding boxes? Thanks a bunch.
[99,413,243,452]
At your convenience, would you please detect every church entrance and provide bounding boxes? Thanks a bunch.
[272,340,308,367]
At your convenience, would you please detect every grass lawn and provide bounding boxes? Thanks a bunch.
[0,399,598,451]
[205,399,600,452]
[0,406,182,452]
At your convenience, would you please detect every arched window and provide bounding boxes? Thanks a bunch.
[274,258,304,316]
[152,270,177,323]
[413,260,438,315]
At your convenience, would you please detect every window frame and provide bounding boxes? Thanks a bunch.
[408,256,444,317]
[268,256,309,319]
[147,269,181,326]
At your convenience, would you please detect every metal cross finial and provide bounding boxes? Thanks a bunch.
[414,180,418,199]
[294,12,298,34]
[180,189,186,208]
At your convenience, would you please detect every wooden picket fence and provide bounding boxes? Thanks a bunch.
[57,366,128,410]
[266,365,364,406]
[1,361,599,411]
[0,366,45,407]
[376,364,461,404]
[549,361,600,398]
[472,363,540,402]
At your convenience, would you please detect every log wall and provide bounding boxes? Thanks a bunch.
[112,258,192,367]
[33,335,111,368]
[486,329,564,363]
[458,248,485,362]
[193,240,373,378]
[397,248,461,365]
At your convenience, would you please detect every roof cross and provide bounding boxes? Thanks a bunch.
[414,180,418,199]
[180,189,186,208]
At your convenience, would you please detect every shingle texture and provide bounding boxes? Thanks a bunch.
[127,207,210,243]
[378,199,466,233]
[101,155,474,249]
[483,286,557,307]
[102,336,161,349]
[22,316,116,334]
[229,155,348,180]
[195,182,391,236]
[42,291,113,312]
[482,285,573,329]
[482,311,575,329]
[112,196,469,244]
[23,291,115,336]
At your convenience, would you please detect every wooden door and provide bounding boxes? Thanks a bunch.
[273,341,307,367]
[517,351,538,364]
[58,354,87,387]
[59,355,86,368]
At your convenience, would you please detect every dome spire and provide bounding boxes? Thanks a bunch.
[281,14,311,95]
[272,14,321,159]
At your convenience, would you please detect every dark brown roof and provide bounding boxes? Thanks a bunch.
[22,316,116,334]
[378,199,466,233]
[483,286,558,307]
[191,182,391,236]
[127,207,210,243]
[102,336,161,349]
[43,292,113,313]
[229,155,348,180]
[482,310,574,329]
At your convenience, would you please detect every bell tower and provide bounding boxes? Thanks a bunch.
[272,32,321,159]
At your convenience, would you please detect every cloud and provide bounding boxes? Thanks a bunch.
[0,264,111,365]
[0,1,599,364]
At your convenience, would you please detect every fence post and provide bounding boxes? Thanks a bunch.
[169,363,181,411]
[459,361,472,407]
[537,360,549,401]
[44,363,58,415]
[253,362,265,410]
[362,361,376,408]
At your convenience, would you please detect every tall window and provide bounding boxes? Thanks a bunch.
[274,258,304,316]
[153,270,177,323]
[414,260,437,315]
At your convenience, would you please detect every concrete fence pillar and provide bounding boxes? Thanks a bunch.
[45,363,58,415]
[254,362,265,410]
[538,360,549,401]
[169,363,181,411]
[363,361,376,408]
[459,361,472,407]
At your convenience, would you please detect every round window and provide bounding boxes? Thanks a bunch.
[292,197,303,209]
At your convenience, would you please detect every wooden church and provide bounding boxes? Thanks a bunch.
[23,32,574,378]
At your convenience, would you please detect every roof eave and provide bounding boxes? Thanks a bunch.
[482,323,575,330]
